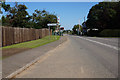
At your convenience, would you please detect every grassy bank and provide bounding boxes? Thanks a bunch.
[1,35,60,59]
[3,35,60,49]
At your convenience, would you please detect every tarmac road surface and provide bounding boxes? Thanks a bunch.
[16,35,118,78]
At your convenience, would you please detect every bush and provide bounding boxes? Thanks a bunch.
[99,29,120,37]
[87,29,100,37]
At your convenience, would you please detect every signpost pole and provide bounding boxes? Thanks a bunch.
[55,27,57,39]
[49,26,50,40]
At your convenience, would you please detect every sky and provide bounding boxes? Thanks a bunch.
[3,2,99,30]
[6,0,104,2]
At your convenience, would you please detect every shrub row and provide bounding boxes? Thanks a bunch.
[99,29,120,37]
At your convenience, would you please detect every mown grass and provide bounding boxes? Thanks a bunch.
[2,35,60,49]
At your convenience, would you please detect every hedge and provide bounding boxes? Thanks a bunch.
[99,29,120,37]
[87,29,100,37]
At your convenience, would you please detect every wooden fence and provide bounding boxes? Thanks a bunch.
[2,27,52,47]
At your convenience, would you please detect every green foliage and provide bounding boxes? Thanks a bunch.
[63,30,72,34]
[2,2,29,27]
[3,35,60,49]
[99,29,120,37]
[2,2,11,12]
[84,2,120,37]
[87,29,101,36]
[86,2,120,29]
[2,2,57,30]
[72,24,82,34]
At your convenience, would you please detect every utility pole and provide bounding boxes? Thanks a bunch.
[79,19,81,35]
[84,16,85,22]
[57,16,60,36]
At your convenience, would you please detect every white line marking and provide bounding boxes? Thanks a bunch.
[80,67,84,74]
[75,36,118,50]
[87,37,118,42]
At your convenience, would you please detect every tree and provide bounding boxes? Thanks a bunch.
[72,24,82,35]
[42,14,57,30]
[2,2,30,27]
[86,2,119,29]
[31,9,57,29]
[2,2,57,30]
[9,3,29,27]
[31,9,43,29]
[2,2,11,12]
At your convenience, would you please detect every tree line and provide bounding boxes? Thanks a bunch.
[2,2,57,30]
[72,2,120,36]
[71,2,120,37]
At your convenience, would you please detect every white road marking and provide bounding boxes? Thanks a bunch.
[75,36,118,50]
[80,67,84,74]
[87,37,118,42]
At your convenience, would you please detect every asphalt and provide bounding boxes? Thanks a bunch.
[0,61,1,80]
[2,36,67,78]
[0,49,2,80]
[83,36,118,47]
[16,35,118,78]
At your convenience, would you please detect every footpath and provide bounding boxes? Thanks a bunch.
[2,36,67,78]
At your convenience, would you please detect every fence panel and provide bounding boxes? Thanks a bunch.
[2,27,6,46]
[39,29,42,39]
[2,27,51,47]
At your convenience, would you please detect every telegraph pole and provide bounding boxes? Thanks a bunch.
[84,16,85,22]
[57,16,60,36]
[79,19,81,35]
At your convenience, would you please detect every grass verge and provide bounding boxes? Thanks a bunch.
[2,35,60,49]
[1,36,60,59]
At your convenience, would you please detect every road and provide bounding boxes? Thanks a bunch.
[16,35,118,78]
[0,61,1,80]
[2,36,67,78]
[0,49,2,80]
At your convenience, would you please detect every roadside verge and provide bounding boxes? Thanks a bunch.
[2,36,60,58]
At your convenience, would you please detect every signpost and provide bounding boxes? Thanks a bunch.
[47,16,61,39]
[47,23,59,26]
[47,23,60,39]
